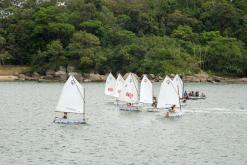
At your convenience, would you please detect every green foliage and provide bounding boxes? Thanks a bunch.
[1,0,247,76]
[32,40,65,73]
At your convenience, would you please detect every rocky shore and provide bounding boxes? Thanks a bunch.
[0,69,247,83]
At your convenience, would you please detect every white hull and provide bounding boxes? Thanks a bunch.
[118,104,140,111]
[188,96,206,100]
[166,111,184,117]
[146,108,159,112]
[53,117,86,124]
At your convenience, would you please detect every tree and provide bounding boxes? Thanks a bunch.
[32,40,65,73]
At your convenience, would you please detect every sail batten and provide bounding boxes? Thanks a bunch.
[56,75,85,114]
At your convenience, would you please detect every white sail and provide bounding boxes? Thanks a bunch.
[104,73,116,97]
[140,75,153,104]
[114,74,125,98]
[157,76,180,108]
[56,75,85,114]
[173,74,184,98]
[119,73,139,103]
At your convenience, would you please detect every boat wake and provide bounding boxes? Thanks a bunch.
[184,108,247,114]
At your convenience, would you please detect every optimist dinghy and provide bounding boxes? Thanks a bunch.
[118,73,140,111]
[104,73,116,103]
[187,96,206,100]
[157,76,183,117]
[113,74,125,105]
[173,74,184,99]
[54,75,86,124]
[139,75,158,112]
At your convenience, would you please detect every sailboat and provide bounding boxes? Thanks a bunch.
[173,74,184,99]
[105,73,116,98]
[139,75,157,111]
[157,76,184,117]
[54,75,86,124]
[118,73,140,111]
[173,74,187,106]
[113,73,125,105]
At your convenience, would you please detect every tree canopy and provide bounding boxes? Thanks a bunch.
[0,0,246,76]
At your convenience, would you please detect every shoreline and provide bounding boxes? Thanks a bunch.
[0,73,247,83]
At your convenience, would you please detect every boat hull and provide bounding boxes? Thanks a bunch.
[166,111,184,117]
[118,104,140,111]
[188,96,206,100]
[53,117,86,124]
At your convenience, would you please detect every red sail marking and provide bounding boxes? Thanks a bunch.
[126,92,134,99]
[108,87,113,92]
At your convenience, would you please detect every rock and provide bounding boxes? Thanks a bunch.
[85,73,102,81]
[68,72,83,81]
[154,75,163,82]
[44,75,54,80]
[84,79,92,82]
[59,66,66,72]
[211,76,225,82]
[67,66,75,73]
[54,70,67,77]
[158,76,163,80]
[0,75,19,81]
[19,74,27,80]
[194,72,209,82]
[32,72,40,77]
[206,77,216,83]
[183,76,200,83]
[46,69,55,76]
[148,74,155,79]
[100,75,107,81]
[54,70,68,81]
[123,72,139,81]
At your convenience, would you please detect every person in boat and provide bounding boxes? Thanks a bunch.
[152,96,157,108]
[191,91,195,96]
[127,103,132,107]
[169,104,176,113]
[63,112,68,119]
[183,91,188,100]
[195,91,199,97]
[166,104,176,117]
[184,91,188,97]
[201,92,206,97]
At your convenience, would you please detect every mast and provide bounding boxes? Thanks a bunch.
[83,87,86,122]
[177,84,182,112]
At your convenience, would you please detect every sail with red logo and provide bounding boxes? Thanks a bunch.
[104,73,116,97]
[114,74,125,98]
[119,73,139,104]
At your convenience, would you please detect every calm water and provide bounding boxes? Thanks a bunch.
[0,82,247,165]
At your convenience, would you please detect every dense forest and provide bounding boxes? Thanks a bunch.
[0,0,247,76]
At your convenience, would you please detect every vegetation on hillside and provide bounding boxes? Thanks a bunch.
[0,0,246,76]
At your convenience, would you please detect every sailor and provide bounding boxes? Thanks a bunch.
[63,112,68,119]
[166,104,176,117]
[152,96,157,108]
